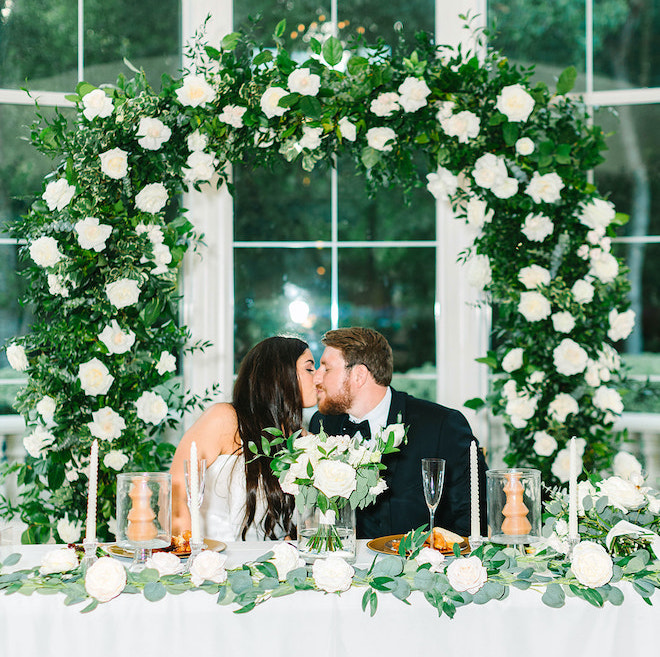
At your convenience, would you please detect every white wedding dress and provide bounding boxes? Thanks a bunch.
[199,453,273,542]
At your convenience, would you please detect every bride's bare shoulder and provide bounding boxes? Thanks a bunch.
[184,403,239,457]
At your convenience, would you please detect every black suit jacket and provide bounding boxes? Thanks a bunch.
[309,388,488,539]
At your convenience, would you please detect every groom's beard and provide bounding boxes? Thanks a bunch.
[317,377,353,416]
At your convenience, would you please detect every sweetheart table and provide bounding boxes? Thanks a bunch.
[1,540,658,657]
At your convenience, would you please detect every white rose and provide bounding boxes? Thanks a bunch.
[502,348,524,372]
[23,426,55,458]
[347,445,372,467]
[183,151,217,184]
[189,550,228,586]
[218,104,247,128]
[370,91,400,117]
[466,254,492,289]
[598,476,646,512]
[495,84,535,122]
[416,546,445,572]
[314,460,357,498]
[260,86,289,118]
[135,391,168,425]
[533,431,557,456]
[36,395,56,424]
[6,343,28,371]
[47,273,70,297]
[98,319,136,355]
[518,264,551,289]
[78,358,114,396]
[551,312,576,334]
[589,249,619,283]
[293,433,321,452]
[175,75,215,107]
[312,556,354,592]
[436,100,455,120]
[88,406,126,441]
[518,291,551,322]
[338,117,357,141]
[106,278,141,309]
[135,182,168,213]
[613,452,643,481]
[56,516,82,544]
[382,423,405,448]
[527,370,545,386]
[42,178,76,211]
[398,76,431,112]
[103,450,128,471]
[99,148,129,179]
[369,479,388,496]
[145,551,183,576]
[82,89,114,120]
[554,519,569,537]
[593,386,623,415]
[136,117,172,150]
[440,110,481,143]
[75,216,112,252]
[571,541,613,588]
[572,279,595,304]
[521,213,554,242]
[136,222,164,244]
[150,243,172,275]
[323,434,351,454]
[525,171,564,204]
[502,380,518,400]
[515,137,535,155]
[288,68,321,96]
[607,309,635,342]
[426,166,459,201]
[85,556,127,602]
[473,153,508,190]
[446,555,487,594]
[579,198,615,232]
[492,177,519,200]
[187,130,208,151]
[29,236,63,267]
[156,351,177,375]
[366,126,396,152]
[647,496,660,515]
[280,468,300,495]
[269,542,305,581]
[298,125,323,151]
[40,547,79,574]
[548,393,579,423]
[551,448,574,483]
[465,198,494,230]
[598,343,621,372]
[505,393,537,429]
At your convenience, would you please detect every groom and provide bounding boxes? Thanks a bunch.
[309,327,487,539]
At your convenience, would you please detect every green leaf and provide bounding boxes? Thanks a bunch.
[299,96,322,120]
[541,582,565,608]
[309,38,322,55]
[252,51,274,66]
[322,37,343,67]
[475,355,497,368]
[143,581,167,602]
[413,568,434,592]
[221,33,241,51]
[557,66,577,95]
[502,123,519,146]
[274,20,286,38]
[464,397,485,411]
[361,147,380,170]
[278,93,300,109]
[2,553,21,567]
[347,56,368,75]
[228,570,254,595]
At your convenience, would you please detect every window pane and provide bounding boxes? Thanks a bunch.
[488,0,586,92]
[593,0,660,91]
[234,247,331,368]
[0,0,78,91]
[338,247,435,372]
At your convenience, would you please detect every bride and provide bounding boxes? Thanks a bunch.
[170,336,317,541]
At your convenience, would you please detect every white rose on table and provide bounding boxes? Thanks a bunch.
[426,166,459,201]
[579,198,615,232]
[571,541,613,588]
[78,358,114,396]
[446,556,487,594]
[135,182,168,214]
[314,460,357,498]
[298,125,323,151]
[518,264,551,289]
[218,104,247,128]
[269,542,305,581]
[136,117,172,150]
[106,278,141,309]
[145,552,183,576]
[23,426,55,458]
[398,76,431,112]
[260,86,289,118]
[525,171,564,204]
[518,291,551,322]
[135,391,168,425]
[103,449,128,471]
[416,547,446,573]
[465,198,494,231]
[548,393,579,423]
[175,75,215,107]
[440,109,481,143]
[502,348,524,372]
[98,319,135,355]
[99,148,129,179]
[85,556,127,602]
[613,451,643,481]
[82,89,114,120]
[40,547,79,575]
[598,476,646,512]
[515,137,535,155]
[593,386,623,415]
[156,351,177,375]
[533,431,557,457]
[42,178,76,211]
[607,308,635,342]
[75,216,112,252]
[29,236,63,268]
[589,249,619,283]
[370,91,400,117]
[187,130,208,152]
[36,395,56,424]
[521,213,554,242]
[6,343,28,371]
[572,279,595,304]
[56,516,82,544]
[189,550,228,586]
[366,126,396,152]
[312,556,354,592]
[183,151,217,184]
[466,254,492,290]
[288,68,321,96]
[553,338,588,376]
[338,117,357,142]
[88,406,126,441]
[495,83,535,122]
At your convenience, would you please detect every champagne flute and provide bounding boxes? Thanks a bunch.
[421,458,445,540]
[184,458,207,560]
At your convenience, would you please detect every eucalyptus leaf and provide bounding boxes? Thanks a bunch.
[541,582,565,608]
[143,581,167,602]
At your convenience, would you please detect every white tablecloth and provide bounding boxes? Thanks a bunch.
[1,541,658,657]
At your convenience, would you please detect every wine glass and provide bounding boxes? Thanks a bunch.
[421,458,446,540]
[184,458,207,561]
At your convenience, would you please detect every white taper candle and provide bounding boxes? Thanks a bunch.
[470,440,480,539]
[190,441,201,544]
[85,439,98,542]
[568,437,578,539]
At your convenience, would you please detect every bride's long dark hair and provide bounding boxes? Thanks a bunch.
[232,336,308,539]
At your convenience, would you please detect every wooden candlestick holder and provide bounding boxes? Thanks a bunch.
[501,471,532,536]
[126,476,158,542]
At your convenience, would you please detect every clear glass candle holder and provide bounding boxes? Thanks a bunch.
[486,468,541,545]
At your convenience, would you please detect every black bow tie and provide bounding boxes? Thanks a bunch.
[343,419,371,439]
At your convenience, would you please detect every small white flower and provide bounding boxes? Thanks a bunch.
[187,130,208,152]
[592,386,623,415]
[613,451,643,481]
[36,396,56,424]
[571,541,613,588]
[572,279,595,304]
[88,406,126,441]
[23,425,55,458]
[521,213,554,242]
[440,109,481,143]
[175,75,215,107]
[103,450,128,471]
[518,264,551,289]
[505,392,538,429]
[579,198,616,232]
[426,166,459,201]
[40,547,79,574]
[369,479,388,496]
[607,308,635,342]
[145,552,183,576]
[370,91,400,117]
[416,546,445,572]
[548,393,579,423]
[98,319,135,354]
[366,126,396,152]
[82,89,114,121]
[136,117,172,150]
[47,273,71,297]
[472,153,508,191]
[260,86,289,118]
[6,343,28,371]
[551,447,575,483]
[446,556,487,594]
[495,84,535,122]
[218,104,247,128]
[269,542,305,581]
[466,254,492,289]
[183,151,217,184]
[525,171,564,204]
[491,177,519,199]
[398,76,431,112]
[589,249,619,283]
[135,182,168,214]
[436,100,455,121]
[464,198,494,231]
[518,291,551,322]
[75,216,112,252]
[78,358,114,396]
[553,338,588,376]
[156,351,177,375]
[533,431,557,456]
[135,391,168,425]
[55,517,82,544]
[42,178,76,211]
[106,278,141,309]
[85,556,127,602]
[338,117,357,141]
[99,148,129,179]
[288,68,321,96]
[515,137,535,155]
[189,550,228,586]
[312,556,354,592]
[551,311,576,334]
[298,125,323,151]
[29,236,63,267]
[502,348,524,372]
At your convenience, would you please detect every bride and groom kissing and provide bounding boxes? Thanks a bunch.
[170,327,487,543]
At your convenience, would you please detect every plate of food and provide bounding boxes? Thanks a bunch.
[105,532,226,559]
[367,527,470,556]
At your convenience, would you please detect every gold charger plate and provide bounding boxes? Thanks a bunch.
[106,538,226,559]
[367,531,470,556]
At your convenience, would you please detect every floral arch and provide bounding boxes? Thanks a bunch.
[2,20,633,542]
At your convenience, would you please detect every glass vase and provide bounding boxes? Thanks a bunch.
[297,502,356,563]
